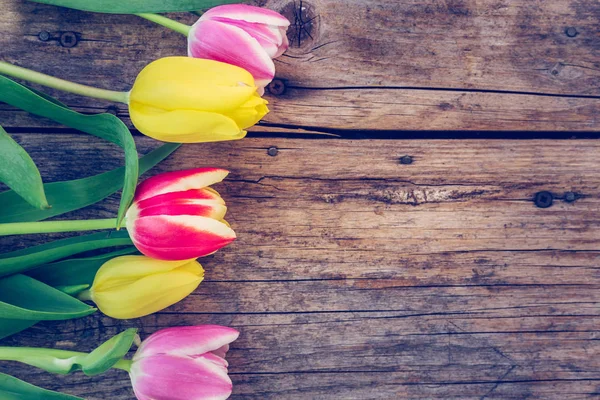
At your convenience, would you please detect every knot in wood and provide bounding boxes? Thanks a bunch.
[282,1,318,49]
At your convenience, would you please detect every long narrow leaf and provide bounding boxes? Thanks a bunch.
[0,142,180,223]
[0,125,48,209]
[28,0,238,13]
[0,231,132,277]
[0,319,37,340]
[0,76,136,226]
[0,373,83,400]
[0,274,96,320]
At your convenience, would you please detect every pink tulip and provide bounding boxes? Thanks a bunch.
[125,168,236,260]
[188,4,290,94]
[130,325,240,400]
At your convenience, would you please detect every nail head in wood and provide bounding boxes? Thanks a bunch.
[399,155,413,165]
[534,191,553,208]
[267,146,279,157]
[565,27,579,38]
[60,32,78,48]
[268,79,286,96]
[564,191,577,202]
[38,31,50,41]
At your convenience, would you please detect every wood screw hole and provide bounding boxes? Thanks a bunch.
[534,191,553,208]
[60,32,78,48]
[268,79,286,96]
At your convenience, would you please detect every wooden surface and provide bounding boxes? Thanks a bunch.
[1,0,600,132]
[1,0,600,399]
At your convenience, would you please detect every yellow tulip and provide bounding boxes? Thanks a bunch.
[80,255,204,319]
[129,57,269,143]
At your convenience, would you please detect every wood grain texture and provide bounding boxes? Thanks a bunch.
[1,135,599,399]
[1,0,600,131]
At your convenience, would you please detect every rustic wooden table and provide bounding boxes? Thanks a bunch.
[1,1,600,399]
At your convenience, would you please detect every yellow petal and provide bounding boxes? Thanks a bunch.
[92,255,193,292]
[90,257,204,320]
[225,93,270,129]
[129,104,247,143]
[130,57,258,113]
[135,57,255,88]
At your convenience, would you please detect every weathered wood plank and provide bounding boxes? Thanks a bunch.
[1,0,600,131]
[1,136,599,399]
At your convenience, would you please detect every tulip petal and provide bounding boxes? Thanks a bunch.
[133,56,255,92]
[134,171,229,202]
[129,104,247,143]
[201,4,290,28]
[131,78,257,114]
[136,188,225,207]
[92,256,196,291]
[135,325,239,360]
[138,202,227,220]
[131,354,232,400]
[225,92,270,129]
[90,257,204,320]
[189,20,275,87]
[211,17,286,58]
[129,215,236,260]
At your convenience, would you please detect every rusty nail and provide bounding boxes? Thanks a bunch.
[564,191,577,202]
[38,31,51,41]
[267,146,279,157]
[399,155,413,165]
[60,32,78,48]
[267,79,286,96]
[565,27,578,38]
[534,191,553,208]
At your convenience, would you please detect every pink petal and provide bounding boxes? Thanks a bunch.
[128,215,236,260]
[135,326,239,360]
[211,344,230,359]
[137,189,224,207]
[131,354,232,400]
[210,17,285,58]
[201,4,290,28]
[188,20,275,86]
[135,168,229,202]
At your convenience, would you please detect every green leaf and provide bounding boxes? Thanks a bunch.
[81,328,137,376]
[0,373,83,400]
[0,231,132,278]
[0,142,180,223]
[28,0,238,13]
[0,274,96,320]
[27,247,138,287]
[0,76,136,227]
[0,319,37,340]
[0,125,48,210]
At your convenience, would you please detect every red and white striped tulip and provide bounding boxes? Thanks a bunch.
[125,168,236,260]
[188,4,290,94]
[130,325,239,400]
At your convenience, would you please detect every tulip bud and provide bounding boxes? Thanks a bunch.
[130,325,239,400]
[188,4,290,94]
[129,57,269,143]
[125,167,236,261]
[82,255,204,320]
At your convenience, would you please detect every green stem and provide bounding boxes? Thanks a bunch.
[0,218,118,236]
[136,13,192,35]
[0,62,129,103]
[77,289,93,302]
